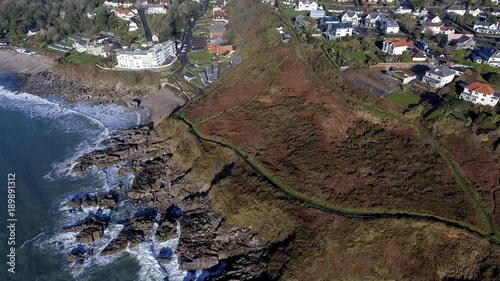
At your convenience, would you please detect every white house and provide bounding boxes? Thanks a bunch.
[113,9,138,21]
[381,39,414,55]
[467,7,483,17]
[422,66,458,88]
[295,0,320,12]
[391,6,412,15]
[383,20,399,34]
[460,82,499,106]
[325,23,353,40]
[129,21,139,32]
[446,7,467,16]
[473,48,500,68]
[104,1,122,7]
[422,22,454,34]
[310,10,326,19]
[364,12,386,29]
[412,7,429,18]
[147,4,168,14]
[87,44,111,57]
[26,29,40,36]
[116,41,176,69]
[152,33,159,42]
[73,39,89,53]
[473,21,500,35]
[425,15,441,24]
[340,11,359,26]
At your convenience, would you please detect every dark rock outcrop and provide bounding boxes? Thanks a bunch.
[16,71,155,105]
[65,118,289,279]
[64,213,110,244]
[67,191,119,210]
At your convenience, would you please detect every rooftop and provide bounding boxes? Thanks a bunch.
[210,22,226,34]
[465,82,496,95]
[386,39,414,48]
[426,66,456,78]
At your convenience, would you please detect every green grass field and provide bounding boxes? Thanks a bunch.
[189,50,214,65]
[66,53,104,65]
[282,7,304,17]
[386,91,421,108]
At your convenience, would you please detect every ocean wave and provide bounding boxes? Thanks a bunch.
[0,84,191,280]
[0,86,141,180]
[128,222,187,281]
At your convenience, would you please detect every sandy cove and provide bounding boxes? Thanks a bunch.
[0,50,186,125]
[0,49,53,73]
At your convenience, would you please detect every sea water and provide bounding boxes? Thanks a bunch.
[0,72,189,281]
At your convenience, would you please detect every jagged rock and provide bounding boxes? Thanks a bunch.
[64,213,110,243]
[156,218,177,242]
[16,71,156,105]
[67,191,119,210]
[177,198,268,274]
[101,209,158,255]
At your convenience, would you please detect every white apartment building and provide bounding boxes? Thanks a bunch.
[116,41,176,69]
[460,82,499,106]
[147,4,168,14]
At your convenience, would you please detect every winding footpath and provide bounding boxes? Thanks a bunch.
[179,109,500,245]
[172,5,500,246]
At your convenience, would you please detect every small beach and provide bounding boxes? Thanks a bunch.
[140,88,186,126]
[0,49,53,73]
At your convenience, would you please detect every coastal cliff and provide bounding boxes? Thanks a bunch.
[66,118,292,279]
[16,71,157,104]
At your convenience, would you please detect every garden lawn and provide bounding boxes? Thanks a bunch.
[386,91,421,108]
[189,50,215,65]
[66,53,104,65]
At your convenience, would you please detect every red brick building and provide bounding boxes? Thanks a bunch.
[206,38,233,55]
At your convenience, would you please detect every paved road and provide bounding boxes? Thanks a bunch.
[138,8,153,42]
[176,0,210,74]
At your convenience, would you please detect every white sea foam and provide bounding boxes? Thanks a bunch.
[0,86,141,180]
[128,222,187,281]
[1,86,192,279]
[19,232,45,250]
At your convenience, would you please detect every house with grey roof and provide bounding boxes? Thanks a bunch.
[310,9,326,19]
[446,7,467,16]
[472,48,500,68]
[473,21,500,35]
[422,66,459,88]
[324,23,353,40]
[383,20,399,34]
[364,13,386,29]
[340,11,359,26]
[451,35,476,50]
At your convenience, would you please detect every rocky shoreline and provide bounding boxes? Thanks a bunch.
[13,71,283,279]
[14,70,186,126]
[63,119,286,279]
[15,71,153,105]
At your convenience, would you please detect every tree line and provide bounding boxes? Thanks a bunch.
[0,0,201,43]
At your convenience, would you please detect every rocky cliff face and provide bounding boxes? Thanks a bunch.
[16,71,156,104]
[65,118,289,279]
